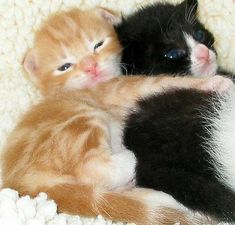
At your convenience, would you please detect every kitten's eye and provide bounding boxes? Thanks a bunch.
[194,29,205,42]
[57,63,73,71]
[94,41,104,50]
[164,49,187,60]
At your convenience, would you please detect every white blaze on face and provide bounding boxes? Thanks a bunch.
[184,33,218,77]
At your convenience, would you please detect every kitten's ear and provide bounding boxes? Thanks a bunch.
[97,7,122,25]
[179,0,198,15]
[23,48,40,83]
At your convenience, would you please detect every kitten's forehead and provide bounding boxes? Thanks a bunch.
[36,9,112,48]
[34,8,116,65]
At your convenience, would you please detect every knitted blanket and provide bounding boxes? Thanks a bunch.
[0,0,235,224]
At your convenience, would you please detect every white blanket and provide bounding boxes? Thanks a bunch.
[0,188,134,225]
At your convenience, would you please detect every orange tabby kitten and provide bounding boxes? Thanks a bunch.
[2,8,232,225]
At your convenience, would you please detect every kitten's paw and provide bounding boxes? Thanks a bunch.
[199,75,234,93]
[110,150,137,189]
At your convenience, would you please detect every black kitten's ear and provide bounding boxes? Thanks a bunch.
[179,0,198,15]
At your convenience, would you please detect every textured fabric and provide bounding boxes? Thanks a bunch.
[0,188,133,225]
[0,0,234,224]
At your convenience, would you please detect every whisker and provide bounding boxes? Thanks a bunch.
[186,2,197,25]
[119,63,128,75]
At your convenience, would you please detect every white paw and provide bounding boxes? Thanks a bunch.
[200,75,234,93]
[110,150,137,189]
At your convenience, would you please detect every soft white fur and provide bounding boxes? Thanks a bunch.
[206,87,235,191]
[1,0,235,225]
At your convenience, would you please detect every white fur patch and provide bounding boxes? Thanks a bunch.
[204,86,235,190]
[105,119,137,190]
[110,150,136,190]
[184,33,218,77]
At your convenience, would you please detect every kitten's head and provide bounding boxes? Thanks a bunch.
[116,0,218,76]
[23,8,122,95]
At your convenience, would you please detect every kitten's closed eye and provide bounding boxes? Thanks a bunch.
[57,63,73,71]
[164,49,187,60]
[94,41,104,51]
[194,29,205,43]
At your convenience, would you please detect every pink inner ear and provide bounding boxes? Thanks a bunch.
[23,49,39,76]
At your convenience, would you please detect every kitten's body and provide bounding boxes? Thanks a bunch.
[116,0,222,77]
[3,7,226,225]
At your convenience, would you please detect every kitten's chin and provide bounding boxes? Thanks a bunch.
[89,73,118,87]
[89,76,111,87]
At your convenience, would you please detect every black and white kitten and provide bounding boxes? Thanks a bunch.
[120,0,235,222]
[115,0,219,77]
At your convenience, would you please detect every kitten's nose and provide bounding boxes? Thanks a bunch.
[194,44,209,62]
[81,57,99,77]
[86,64,98,76]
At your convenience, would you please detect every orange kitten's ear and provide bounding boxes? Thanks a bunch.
[97,7,122,25]
[23,48,40,83]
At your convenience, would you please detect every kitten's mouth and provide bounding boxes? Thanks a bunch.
[90,66,119,82]
[90,70,109,82]
[82,64,120,88]
[87,70,113,87]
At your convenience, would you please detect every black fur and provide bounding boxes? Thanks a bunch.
[123,89,235,221]
[115,0,216,75]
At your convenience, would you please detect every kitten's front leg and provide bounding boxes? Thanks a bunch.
[146,75,233,94]
[95,75,233,112]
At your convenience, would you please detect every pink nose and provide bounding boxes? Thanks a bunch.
[85,64,98,76]
[81,57,99,76]
[194,44,209,62]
